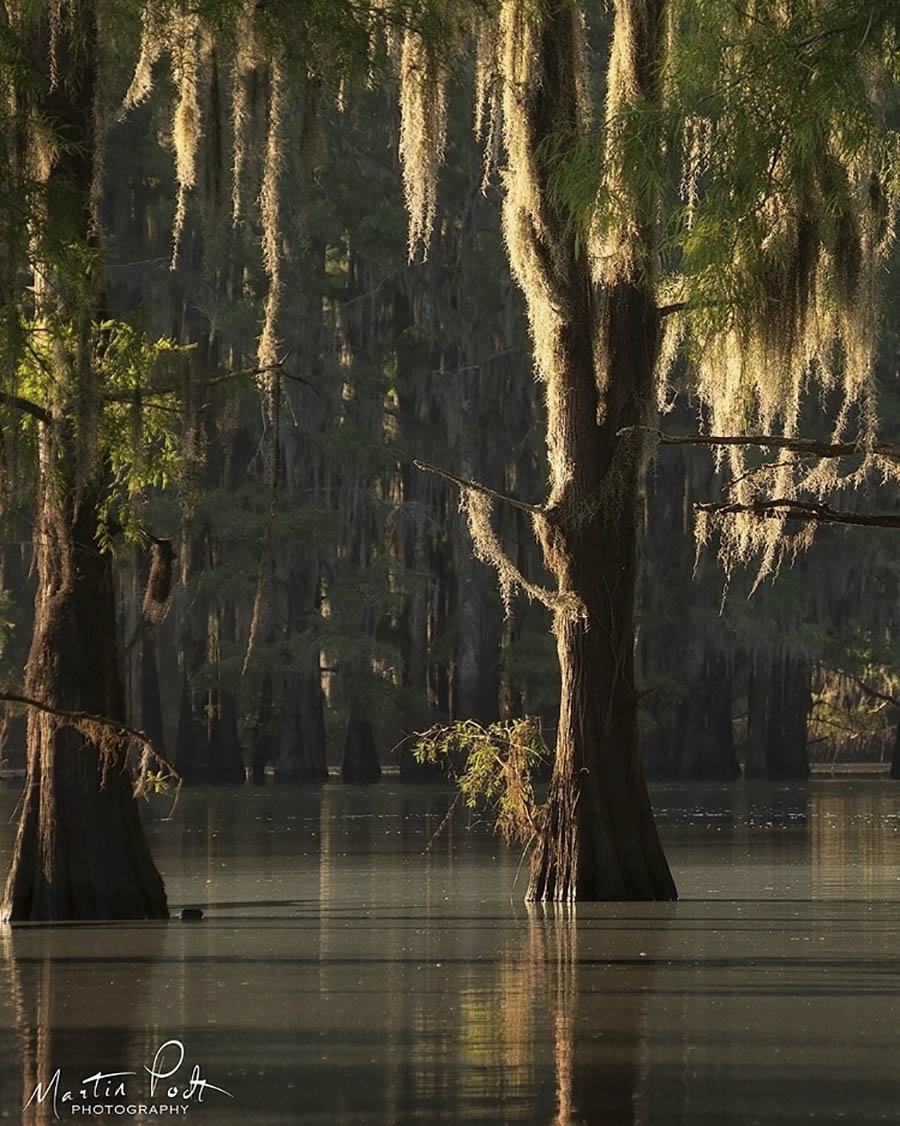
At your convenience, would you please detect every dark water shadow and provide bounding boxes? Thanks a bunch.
[4,926,167,1125]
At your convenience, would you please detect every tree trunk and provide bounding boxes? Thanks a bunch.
[744,661,769,778]
[139,631,166,756]
[209,689,246,785]
[274,658,328,783]
[527,277,675,901]
[342,715,382,784]
[250,672,275,785]
[677,652,741,781]
[765,652,811,780]
[516,2,675,901]
[206,601,245,785]
[2,4,166,921]
[890,719,900,779]
[175,659,211,784]
[2,490,168,920]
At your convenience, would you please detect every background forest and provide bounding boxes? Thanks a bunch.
[2,0,900,794]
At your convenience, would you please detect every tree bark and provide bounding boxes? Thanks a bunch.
[506,1,675,901]
[2,489,168,920]
[1,4,166,921]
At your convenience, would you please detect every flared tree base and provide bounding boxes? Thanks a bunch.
[2,728,168,922]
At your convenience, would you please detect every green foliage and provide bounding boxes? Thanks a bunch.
[413,716,549,845]
[142,768,170,795]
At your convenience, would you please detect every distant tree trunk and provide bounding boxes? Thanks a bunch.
[677,652,741,781]
[206,602,245,785]
[2,5,166,921]
[175,657,211,784]
[744,661,769,778]
[452,537,501,726]
[765,652,811,780]
[890,720,900,779]
[508,1,675,901]
[342,712,382,784]
[209,689,245,784]
[250,672,274,785]
[398,452,442,781]
[274,657,328,783]
[140,631,167,754]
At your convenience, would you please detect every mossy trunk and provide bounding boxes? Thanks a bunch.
[2,3,165,921]
[516,2,674,901]
[527,279,675,902]
[2,489,167,921]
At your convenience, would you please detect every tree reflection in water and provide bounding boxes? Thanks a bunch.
[5,925,166,1126]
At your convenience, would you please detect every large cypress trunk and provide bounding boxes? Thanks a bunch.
[527,280,675,901]
[2,485,168,920]
[1,3,166,921]
[496,0,675,901]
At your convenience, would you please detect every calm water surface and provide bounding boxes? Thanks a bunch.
[2,780,900,1124]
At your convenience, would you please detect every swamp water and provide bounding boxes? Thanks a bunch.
[1,781,900,1124]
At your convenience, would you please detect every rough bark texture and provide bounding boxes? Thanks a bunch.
[1,5,166,921]
[507,0,675,901]
[527,280,676,900]
[2,489,168,920]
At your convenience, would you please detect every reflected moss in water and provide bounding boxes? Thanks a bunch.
[1,782,900,1122]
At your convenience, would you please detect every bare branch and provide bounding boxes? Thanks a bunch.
[0,391,52,425]
[619,425,900,462]
[413,459,545,515]
[0,691,182,785]
[695,498,900,529]
[723,457,812,493]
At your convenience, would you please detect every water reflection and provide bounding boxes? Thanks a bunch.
[2,782,900,1122]
[4,925,167,1125]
